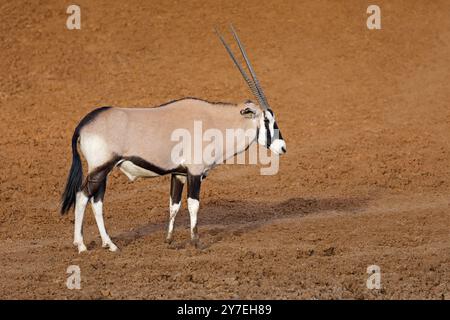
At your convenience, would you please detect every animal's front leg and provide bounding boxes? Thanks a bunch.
[166,174,185,244]
[187,173,201,247]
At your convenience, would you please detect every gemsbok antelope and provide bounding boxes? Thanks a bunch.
[61,25,286,253]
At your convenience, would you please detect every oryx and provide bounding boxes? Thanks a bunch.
[60,25,286,253]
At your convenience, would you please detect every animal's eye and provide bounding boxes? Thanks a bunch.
[240,107,255,116]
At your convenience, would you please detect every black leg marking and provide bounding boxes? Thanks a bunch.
[166,174,185,244]
[187,174,201,201]
[82,159,117,200]
[82,170,108,200]
[92,178,107,203]
[170,174,184,205]
[187,173,202,247]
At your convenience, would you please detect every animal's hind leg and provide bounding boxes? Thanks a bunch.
[166,174,185,244]
[84,164,118,252]
[73,191,89,253]
[90,178,118,252]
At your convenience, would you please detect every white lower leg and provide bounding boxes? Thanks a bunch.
[91,199,118,252]
[187,197,199,243]
[167,198,181,242]
[74,192,89,253]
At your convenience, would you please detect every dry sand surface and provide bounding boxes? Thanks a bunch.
[0,0,449,299]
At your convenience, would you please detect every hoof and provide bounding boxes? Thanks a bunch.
[103,242,119,252]
[165,237,173,245]
[191,238,199,248]
[77,243,87,253]
[108,244,119,252]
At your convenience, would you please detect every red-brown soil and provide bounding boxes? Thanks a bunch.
[0,0,449,299]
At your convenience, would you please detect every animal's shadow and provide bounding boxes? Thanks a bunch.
[114,196,368,249]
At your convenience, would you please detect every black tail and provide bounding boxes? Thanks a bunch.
[60,130,83,215]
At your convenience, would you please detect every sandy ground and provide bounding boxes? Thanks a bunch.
[0,0,449,299]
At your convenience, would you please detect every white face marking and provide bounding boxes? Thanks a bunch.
[91,199,118,252]
[258,111,275,146]
[270,138,287,155]
[119,160,160,181]
[258,117,268,146]
[266,112,275,137]
[258,111,286,154]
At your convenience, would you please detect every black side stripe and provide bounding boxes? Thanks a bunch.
[121,156,187,176]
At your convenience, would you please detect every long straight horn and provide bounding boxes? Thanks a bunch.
[215,27,268,110]
[230,24,269,109]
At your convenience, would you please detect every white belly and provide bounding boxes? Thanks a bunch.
[118,160,160,181]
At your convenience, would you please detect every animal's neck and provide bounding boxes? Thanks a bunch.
[220,112,260,163]
[239,116,259,148]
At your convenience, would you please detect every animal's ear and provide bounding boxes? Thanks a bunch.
[240,107,257,119]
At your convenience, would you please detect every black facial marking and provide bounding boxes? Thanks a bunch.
[264,118,272,147]
[273,121,283,140]
[170,174,184,204]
